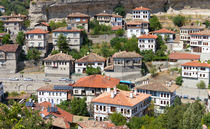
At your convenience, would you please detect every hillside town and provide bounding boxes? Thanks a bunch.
[0,0,210,129]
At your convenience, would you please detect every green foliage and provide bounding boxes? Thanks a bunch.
[86,66,101,75]
[113,4,126,17]
[149,15,162,31]
[141,62,149,75]
[115,29,125,37]
[116,84,130,91]
[204,20,210,28]
[150,65,157,77]
[172,15,186,27]
[23,19,30,28]
[57,100,71,113]
[51,50,60,55]
[196,80,206,89]
[0,21,4,32]
[16,31,25,46]
[49,20,67,30]
[70,98,89,116]
[202,113,210,127]
[57,34,69,53]
[127,117,144,129]
[0,0,30,15]
[26,48,41,61]
[174,96,182,106]
[0,102,50,128]
[109,112,126,126]
[99,42,115,57]
[207,60,210,64]
[140,50,154,62]
[156,35,167,56]
[176,76,183,86]
[2,34,11,44]
[89,19,113,35]
[9,91,19,97]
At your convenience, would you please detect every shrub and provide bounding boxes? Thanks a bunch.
[172,15,186,27]
[116,84,130,91]
[109,112,126,126]
[176,76,183,86]
[86,66,101,75]
[196,80,206,89]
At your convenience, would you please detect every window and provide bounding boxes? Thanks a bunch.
[40,98,42,102]
[75,90,78,93]
[103,106,106,111]
[121,108,123,113]
[92,90,95,93]
[38,35,42,39]
[60,93,62,96]
[78,63,82,66]
[96,105,98,110]
[49,92,51,96]
[111,106,116,112]
[201,67,205,71]
[39,92,41,95]
[98,63,102,65]
[100,106,102,111]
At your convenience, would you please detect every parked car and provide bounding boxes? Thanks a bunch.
[23,78,33,81]
[43,78,51,82]
[59,78,74,82]
[9,77,19,81]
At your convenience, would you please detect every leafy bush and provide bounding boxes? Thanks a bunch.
[173,15,186,27]
[115,29,125,37]
[89,19,113,35]
[49,20,67,30]
[109,112,126,126]
[176,76,183,86]
[26,48,41,61]
[86,66,101,75]
[149,15,162,31]
[113,4,126,17]
[116,84,130,91]
[196,80,206,89]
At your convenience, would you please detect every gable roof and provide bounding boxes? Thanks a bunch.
[43,52,74,61]
[112,51,142,58]
[67,12,90,18]
[0,44,19,53]
[138,34,158,39]
[72,75,120,88]
[112,25,122,31]
[25,28,48,34]
[92,90,151,107]
[133,6,151,11]
[136,82,179,93]
[169,52,200,60]
[150,28,175,34]
[75,53,106,63]
[181,61,210,67]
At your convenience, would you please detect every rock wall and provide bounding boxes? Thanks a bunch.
[29,0,210,27]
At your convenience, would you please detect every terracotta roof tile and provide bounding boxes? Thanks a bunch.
[136,82,179,93]
[169,52,200,60]
[25,28,48,34]
[181,61,210,67]
[92,90,151,107]
[112,25,122,31]
[67,12,90,18]
[112,51,142,58]
[44,52,74,61]
[96,13,112,17]
[150,28,175,34]
[133,6,151,11]
[0,44,19,53]
[126,20,149,25]
[72,75,120,88]
[37,84,71,92]
[75,53,106,63]
[41,22,49,26]
[138,34,158,39]
[190,30,210,36]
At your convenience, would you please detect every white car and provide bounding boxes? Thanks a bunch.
[9,77,19,81]
[23,78,33,81]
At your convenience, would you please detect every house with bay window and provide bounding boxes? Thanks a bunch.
[132,6,151,21]
[138,34,158,52]
[91,90,151,121]
[150,28,176,43]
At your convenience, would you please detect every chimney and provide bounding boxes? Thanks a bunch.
[114,87,117,95]
[107,88,111,93]
[134,89,137,95]
[111,92,115,98]
[129,92,133,98]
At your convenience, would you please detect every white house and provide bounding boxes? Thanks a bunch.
[34,22,49,31]
[132,6,151,21]
[37,85,72,105]
[111,14,123,26]
[126,20,149,38]
[95,13,122,27]
[43,52,74,77]
[0,82,4,102]
[75,53,106,73]
[180,25,204,44]
[136,81,178,113]
[25,28,49,57]
[0,6,5,14]
[138,34,158,52]
[181,61,210,88]
[208,90,210,112]
[150,28,176,43]
[52,28,83,51]
[91,90,151,121]
[72,75,120,103]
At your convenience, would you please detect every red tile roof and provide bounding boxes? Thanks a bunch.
[43,52,74,61]
[112,25,122,31]
[41,22,49,26]
[67,12,90,18]
[96,13,112,17]
[72,75,120,88]
[150,28,175,34]
[25,28,48,34]
[92,90,151,107]
[112,51,142,58]
[0,44,19,53]
[133,6,151,11]
[169,52,200,60]
[181,61,210,67]
[75,53,106,63]
[138,34,158,39]
[126,20,149,25]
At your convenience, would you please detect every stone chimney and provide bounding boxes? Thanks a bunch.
[107,88,111,93]
[114,87,117,95]
[111,91,115,98]
[129,92,133,98]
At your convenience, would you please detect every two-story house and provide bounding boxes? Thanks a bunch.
[91,89,151,121]
[95,13,122,27]
[34,22,50,31]
[0,44,21,73]
[181,61,210,88]
[0,6,5,14]
[126,20,149,38]
[67,12,90,32]
[111,51,142,72]
[138,34,158,52]
[37,85,72,105]
[43,52,74,77]
[132,6,151,21]
[180,25,204,44]
[75,53,106,73]
[0,82,4,102]
[52,28,83,51]
[72,75,120,103]
[25,28,49,57]
[136,81,178,113]
[150,28,176,43]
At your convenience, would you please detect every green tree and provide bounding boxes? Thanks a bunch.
[201,113,210,127]
[156,35,167,57]
[57,100,71,113]
[116,84,130,91]
[124,36,139,53]
[86,66,101,75]
[0,21,4,32]
[140,50,154,62]
[70,98,88,116]
[113,5,126,17]
[51,50,60,55]
[173,15,186,27]
[174,96,182,106]
[49,20,67,30]
[127,117,144,129]
[204,20,210,28]
[196,80,206,89]
[16,31,25,46]
[57,34,69,53]
[109,112,126,126]
[115,29,125,37]
[2,34,11,44]
[150,65,157,77]
[27,48,41,61]
[149,15,162,31]
[23,19,30,29]
[176,76,183,86]
[100,42,115,57]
